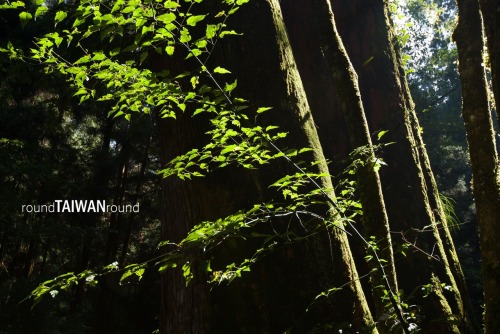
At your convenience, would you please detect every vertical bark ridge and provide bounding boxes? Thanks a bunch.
[454,0,500,332]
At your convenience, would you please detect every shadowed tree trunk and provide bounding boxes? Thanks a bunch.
[280,1,400,331]
[153,44,213,332]
[71,115,114,313]
[155,0,380,331]
[157,114,211,334]
[213,0,377,332]
[454,0,500,332]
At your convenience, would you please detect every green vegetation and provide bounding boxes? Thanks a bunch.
[0,0,497,333]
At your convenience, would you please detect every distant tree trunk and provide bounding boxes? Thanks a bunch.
[280,1,399,331]
[479,0,500,126]
[454,0,500,333]
[331,0,474,332]
[119,134,151,267]
[95,129,131,334]
[72,115,114,313]
[23,238,36,278]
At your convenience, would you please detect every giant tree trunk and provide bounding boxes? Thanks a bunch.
[279,1,399,331]
[454,0,500,332]
[155,0,378,331]
[330,0,474,332]
[213,0,377,332]
[157,120,211,334]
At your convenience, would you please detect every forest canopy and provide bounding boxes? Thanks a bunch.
[0,0,499,333]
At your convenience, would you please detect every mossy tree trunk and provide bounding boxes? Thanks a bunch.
[279,0,398,331]
[454,0,500,332]
[479,0,500,126]
[330,0,475,332]
[210,0,377,331]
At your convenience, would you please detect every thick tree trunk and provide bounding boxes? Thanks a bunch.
[330,0,473,332]
[454,1,500,333]
[157,114,211,334]
[215,0,377,331]
[280,1,399,331]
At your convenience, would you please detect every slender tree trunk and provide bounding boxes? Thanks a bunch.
[330,0,474,332]
[119,135,151,267]
[71,115,114,313]
[454,1,500,332]
[479,0,500,126]
[280,1,399,331]
[23,238,36,278]
[95,134,130,334]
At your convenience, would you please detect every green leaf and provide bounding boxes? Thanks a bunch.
[164,1,180,9]
[224,79,237,93]
[19,11,32,28]
[256,107,272,114]
[140,51,148,64]
[73,16,85,27]
[221,144,238,155]
[35,5,48,18]
[206,24,218,39]
[377,130,388,141]
[213,66,231,74]
[54,10,67,24]
[165,45,175,56]
[186,14,206,26]
[157,12,176,24]
[158,261,177,272]
[179,28,191,43]
[266,125,279,131]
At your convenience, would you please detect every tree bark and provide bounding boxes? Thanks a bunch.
[157,114,212,334]
[454,0,500,332]
[330,0,473,332]
[215,0,378,331]
[479,0,500,126]
[280,1,399,331]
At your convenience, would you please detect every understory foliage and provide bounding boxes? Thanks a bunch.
[0,0,385,324]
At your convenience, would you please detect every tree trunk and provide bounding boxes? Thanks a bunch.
[454,1,500,332]
[215,0,377,331]
[479,0,500,126]
[71,114,114,313]
[157,108,220,333]
[119,134,151,267]
[330,0,473,332]
[280,1,399,331]
[95,129,131,334]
